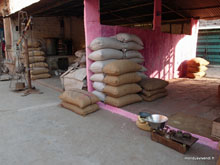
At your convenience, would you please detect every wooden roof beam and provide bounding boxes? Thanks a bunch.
[162,3,187,18]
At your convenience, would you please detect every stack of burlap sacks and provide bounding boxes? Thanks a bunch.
[60,89,100,116]
[139,78,169,102]
[21,40,51,80]
[88,33,147,106]
[74,49,86,68]
[186,57,209,79]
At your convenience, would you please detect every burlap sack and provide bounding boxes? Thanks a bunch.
[90,73,105,82]
[29,56,45,63]
[103,83,142,97]
[61,101,99,116]
[129,58,145,64]
[103,60,142,76]
[30,68,49,75]
[75,50,86,57]
[59,89,100,108]
[89,49,123,61]
[103,72,141,86]
[92,90,106,102]
[115,33,144,46]
[142,88,167,97]
[141,91,168,102]
[139,78,169,91]
[93,82,106,92]
[89,37,124,51]
[187,57,209,67]
[187,65,208,73]
[123,42,144,50]
[28,50,45,56]
[30,62,48,68]
[186,71,206,78]
[125,51,144,59]
[31,73,51,80]
[90,60,115,73]
[105,94,142,107]
[22,40,41,48]
[137,72,147,79]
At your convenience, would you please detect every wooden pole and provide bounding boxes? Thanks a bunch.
[153,0,162,31]
[24,38,32,89]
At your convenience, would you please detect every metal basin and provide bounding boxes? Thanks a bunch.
[144,114,168,130]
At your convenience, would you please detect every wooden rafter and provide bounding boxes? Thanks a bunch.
[162,4,187,18]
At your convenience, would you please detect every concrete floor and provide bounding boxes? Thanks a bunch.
[0,80,219,165]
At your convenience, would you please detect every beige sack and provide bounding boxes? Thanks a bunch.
[30,62,48,68]
[187,65,208,73]
[123,42,144,50]
[139,78,169,91]
[186,71,206,78]
[89,49,123,61]
[22,40,41,48]
[141,92,168,102]
[105,94,142,107]
[187,57,209,67]
[125,51,144,59]
[103,83,142,97]
[89,37,124,51]
[103,72,141,86]
[115,33,144,46]
[31,73,51,80]
[29,56,45,63]
[61,101,99,116]
[103,60,142,76]
[142,88,167,97]
[30,68,49,75]
[59,89,100,108]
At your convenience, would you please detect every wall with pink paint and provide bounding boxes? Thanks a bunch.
[84,0,199,92]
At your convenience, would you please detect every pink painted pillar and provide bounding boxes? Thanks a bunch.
[84,0,101,92]
[190,18,200,58]
[153,0,162,31]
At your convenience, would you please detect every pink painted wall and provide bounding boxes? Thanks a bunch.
[84,0,199,92]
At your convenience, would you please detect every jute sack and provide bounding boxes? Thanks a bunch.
[22,40,41,48]
[123,42,144,50]
[30,68,49,75]
[137,72,147,79]
[90,73,105,82]
[30,62,48,68]
[89,37,124,51]
[142,88,167,97]
[103,83,142,98]
[125,51,144,59]
[105,94,142,107]
[129,58,145,64]
[140,66,147,72]
[61,101,99,116]
[89,49,123,61]
[187,65,208,73]
[103,60,142,76]
[139,78,169,91]
[115,33,144,46]
[93,82,106,92]
[92,90,106,102]
[141,91,168,102]
[29,56,45,63]
[59,89,100,108]
[186,71,206,78]
[103,72,141,86]
[90,60,115,73]
[28,50,45,56]
[187,57,209,67]
[31,73,51,80]
[75,50,86,57]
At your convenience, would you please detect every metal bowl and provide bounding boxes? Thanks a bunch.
[144,114,168,130]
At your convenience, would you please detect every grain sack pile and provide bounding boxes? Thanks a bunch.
[21,40,51,80]
[59,89,100,116]
[74,49,86,68]
[186,57,209,78]
[139,78,169,102]
[88,34,146,105]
